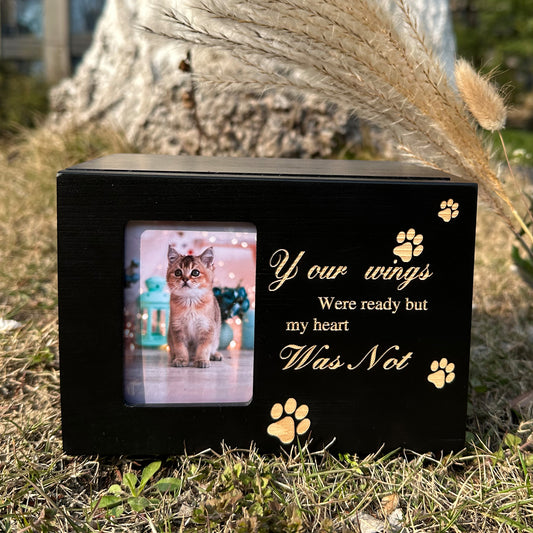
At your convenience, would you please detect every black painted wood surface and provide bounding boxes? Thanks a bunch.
[57,154,477,455]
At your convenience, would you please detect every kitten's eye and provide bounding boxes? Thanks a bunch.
[174,269,182,277]
[191,269,200,277]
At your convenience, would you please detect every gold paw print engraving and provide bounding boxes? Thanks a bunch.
[438,199,459,222]
[267,398,311,444]
[427,358,456,389]
[393,229,424,263]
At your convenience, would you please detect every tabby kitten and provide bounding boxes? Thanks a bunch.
[166,246,222,368]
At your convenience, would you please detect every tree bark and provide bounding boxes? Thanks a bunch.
[49,0,456,158]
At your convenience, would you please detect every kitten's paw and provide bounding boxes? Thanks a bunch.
[170,358,189,367]
[194,359,210,368]
[210,351,223,361]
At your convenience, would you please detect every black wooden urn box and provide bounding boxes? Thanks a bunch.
[57,154,477,455]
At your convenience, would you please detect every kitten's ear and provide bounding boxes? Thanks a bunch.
[168,245,180,264]
[199,247,215,268]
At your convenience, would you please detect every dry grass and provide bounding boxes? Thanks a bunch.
[1,126,533,532]
[469,185,533,443]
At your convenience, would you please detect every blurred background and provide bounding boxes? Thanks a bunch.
[1,0,104,134]
[0,0,104,77]
[1,0,532,161]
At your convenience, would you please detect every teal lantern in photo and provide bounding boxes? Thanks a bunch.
[137,276,170,348]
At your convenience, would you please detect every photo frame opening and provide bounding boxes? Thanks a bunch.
[124,221,257,406]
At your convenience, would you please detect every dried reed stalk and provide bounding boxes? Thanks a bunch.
[145,0,533,249]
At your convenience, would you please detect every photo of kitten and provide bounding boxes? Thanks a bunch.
[166,246,222,368]
[123,222,256,406]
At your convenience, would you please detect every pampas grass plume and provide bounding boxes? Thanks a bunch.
[455,59,507,132]
[147,0,533,252]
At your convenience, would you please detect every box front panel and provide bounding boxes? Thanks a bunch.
[57,166,476,454]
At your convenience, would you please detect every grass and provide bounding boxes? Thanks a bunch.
[497,129,533,166]
[0,61,49,137]
[1,125,533,532]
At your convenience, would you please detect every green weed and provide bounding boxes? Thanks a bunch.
[91,461,183,518]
